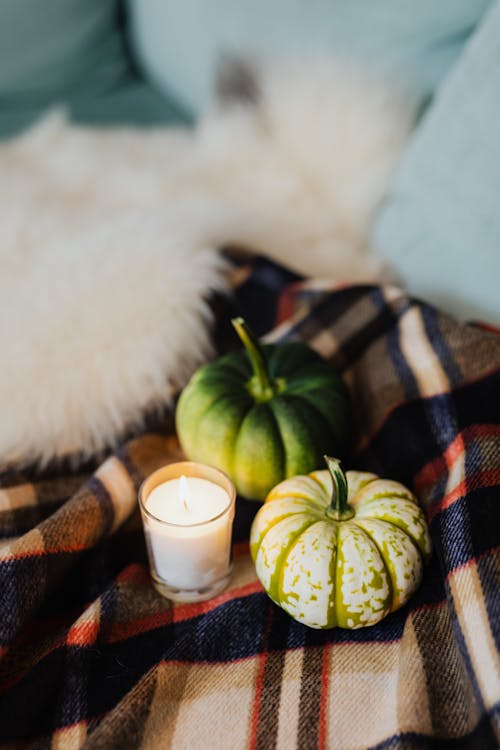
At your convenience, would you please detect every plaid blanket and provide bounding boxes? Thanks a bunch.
[1,257,499,749]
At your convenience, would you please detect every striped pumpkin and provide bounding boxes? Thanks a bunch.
[250,457,431,629]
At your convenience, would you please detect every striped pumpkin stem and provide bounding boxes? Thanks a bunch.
[324,456,354,521]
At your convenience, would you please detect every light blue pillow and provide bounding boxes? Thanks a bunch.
[374,0,500,325]
[128,0,491,115]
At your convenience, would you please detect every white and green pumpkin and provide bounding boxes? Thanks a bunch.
[250,457,431,629]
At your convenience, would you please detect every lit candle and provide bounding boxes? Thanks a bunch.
[139,462,236,602]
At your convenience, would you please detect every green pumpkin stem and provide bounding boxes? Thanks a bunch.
[232,317,275,401]
[324,456,354,521]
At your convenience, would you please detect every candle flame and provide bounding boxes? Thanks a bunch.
[179,475,191,512]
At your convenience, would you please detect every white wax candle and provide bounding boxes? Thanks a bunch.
[144,475,233,591]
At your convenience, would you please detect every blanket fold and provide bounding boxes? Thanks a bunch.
[0,257,499,749]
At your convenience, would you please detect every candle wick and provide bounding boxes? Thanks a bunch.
[179,475,191,513]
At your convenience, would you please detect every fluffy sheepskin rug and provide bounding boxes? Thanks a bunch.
[0,59,414,467]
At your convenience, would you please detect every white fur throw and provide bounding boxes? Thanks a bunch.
[0,60,414,467]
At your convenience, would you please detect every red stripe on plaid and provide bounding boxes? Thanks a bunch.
[355,369,500,457]
[233,541,250,558]
[411,599,451,615]
[94,576,262,643]
[8,608,81,645]
[475,321,500,335]
[275,282,304,324]
[75,587,429,651]
[172,580,263,624]
[415,425,498,489]
[1,542,250,567]
[249,651,267,750]
[427,470,500,520]
[414,424,500,515]
[66,620,100,647]
[0,541,91,562]
[445,546,500,580]
[108,610,173,643]
[115,563,151,585]
[1,599,451,698]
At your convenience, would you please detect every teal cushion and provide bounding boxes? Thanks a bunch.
[128,0,492,115]
[69,81,192,128]
[0,0,190,139]
[373,0,500,326]
[0,0,128,100]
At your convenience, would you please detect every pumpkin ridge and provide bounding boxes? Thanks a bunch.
[353,516,423,556]
[289,382,344,400]
[354,491,416,508]
[190,390,249,425]
[277,519,328,607]
[309,472,333,497]
[270,490,326,511]
[217,358,252,378]
[355,499,431,560]
[282,370,340,392]
[196,357,249,377]
[326,525,339,628]
[225,400,256,479]
[345,472,379,496]
[266,342,321,378]
[351,522,395,609]
[177,388,232,455]
[193,371,248,390]
[269,519,319,602]
[191,393,252,457]
[269,395,334,478]
[270,478,328,510]
[354,518,424,611]
[252,508,325,559]
[233,403,287,498]
[335,523,392,627]
[284,393,340,453]
[291,390,348,443]
[359,489,416,499]
[189,359,248,389]
[261,401,287,477]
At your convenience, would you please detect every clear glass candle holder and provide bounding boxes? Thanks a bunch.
[139,461,236,603]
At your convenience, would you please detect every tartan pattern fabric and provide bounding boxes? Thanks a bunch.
[0,258,499,749]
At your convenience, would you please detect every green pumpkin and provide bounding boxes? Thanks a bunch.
[176,318,349,500]
[250,457,431,629]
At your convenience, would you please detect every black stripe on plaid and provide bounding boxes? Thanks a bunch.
[366,704,500,749]
[297,642,324,750]
[253,601,289,750]
[477,551,500,651]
